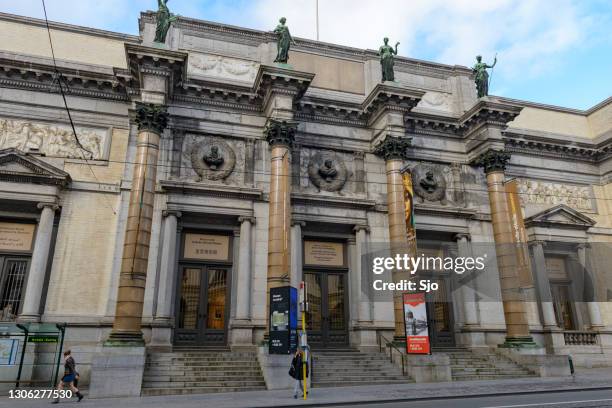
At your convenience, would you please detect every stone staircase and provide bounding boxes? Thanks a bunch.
[311,349,413,388]
[439,348,536,381]
[141,347,266,396]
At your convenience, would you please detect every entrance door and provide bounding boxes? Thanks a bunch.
[304,272,348,348]
[175,266,229,345]
[426,278,456,348]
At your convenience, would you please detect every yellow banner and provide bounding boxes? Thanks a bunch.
[402,171,417,256]
[505,179,534,288]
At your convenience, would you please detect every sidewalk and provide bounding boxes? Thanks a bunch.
[3,368,612,408]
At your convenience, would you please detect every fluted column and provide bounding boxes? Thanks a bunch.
[155,210,181,323]
[474,150,534,347]
[108,102,168,344]
[19,203,58,321]
[577,243,604,329]
[264,120,296,330]
[374,136,412,338]
[354,225,372,323]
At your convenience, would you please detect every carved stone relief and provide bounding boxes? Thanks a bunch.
[189,138,236,182]
[516,179,594,211]
[411,163,448,204]
[416,91,453,112]
[188,53,259,84]
[0,118,108,159]
[307,152,349,193]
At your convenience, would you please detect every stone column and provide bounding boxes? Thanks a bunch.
[236,216,255,320]
[455,233,479,327]
[474,150,535,347]
[354,225,372,323]
[19,203,58,321]
[155,210,181,323]
[373,136,412,339]
[530,241,557,329]
[290,221,305,289]
[577,243,604,329]
[108,102,168,344]
[264,120,296,329]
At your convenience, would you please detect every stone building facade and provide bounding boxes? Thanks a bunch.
[0,10,611,388]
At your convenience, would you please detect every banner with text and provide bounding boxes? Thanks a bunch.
[403,293,430,354]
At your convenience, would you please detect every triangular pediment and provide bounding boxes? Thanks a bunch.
[525,204,595,230]
[0,148,71,187]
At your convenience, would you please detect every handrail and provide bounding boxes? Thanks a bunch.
[376,332,407,377]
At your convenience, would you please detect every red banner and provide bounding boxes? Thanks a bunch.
[403,293,430,354]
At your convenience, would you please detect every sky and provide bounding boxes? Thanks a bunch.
[1,0,611,110]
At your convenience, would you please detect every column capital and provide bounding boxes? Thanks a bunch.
[264,119,297,148]
[453,233,471,242]
[472,149,511,173]
[238,216,256,225]
[353,224,370,233]
[37,202,59,212]
[373,136,411,161]
[291,220,306,227]
[528,240,547,248]
[135,102,169,134]
[576,242,590,250]
[162,209,182,218]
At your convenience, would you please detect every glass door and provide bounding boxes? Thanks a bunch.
[304,271,348,348]
[175,266,229,345]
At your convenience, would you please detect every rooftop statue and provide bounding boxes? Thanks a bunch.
[273,17,296,64]
[472,54,497,98]
[379,37,400,82]
[154,0,178,43]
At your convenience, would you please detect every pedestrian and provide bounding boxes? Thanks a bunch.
[52,350,83,404]
[289,348,309,399]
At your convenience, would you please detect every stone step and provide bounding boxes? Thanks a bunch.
[141,386,265,396]
[314,379,412,387]
[143,380,266,388]
[146,361,261,367]
[144,373,264,382]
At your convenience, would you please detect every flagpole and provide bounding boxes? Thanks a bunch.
[316,0,320,41]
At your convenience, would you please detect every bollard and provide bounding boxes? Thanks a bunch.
[568,355,575,375]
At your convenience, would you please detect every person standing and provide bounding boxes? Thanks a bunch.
[289,348,309,399]
[52,350,83,404]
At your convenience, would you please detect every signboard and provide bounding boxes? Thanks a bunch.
[28,335,58,343]
[304,241,344,267]
[0,222,35,252]
[546,257,568,280]
[0,339,18,365]
[403,293,430,354]
[269,286,298,354]
[183,233,230,261]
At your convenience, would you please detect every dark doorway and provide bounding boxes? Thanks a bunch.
[174,266,230,345]
[304,271,348,348]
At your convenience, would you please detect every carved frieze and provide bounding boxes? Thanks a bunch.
[189,138,236,182]
[516,179,594,212]
[0,118,109,159]
[188,53,259,84]
[307,153,349,193]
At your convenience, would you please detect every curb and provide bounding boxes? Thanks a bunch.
[268,384,612,408]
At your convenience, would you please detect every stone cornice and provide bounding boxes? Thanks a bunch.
[253,64,314,109]
[291,192,376,211]
[0,56,133,101]
[160,179,263,200]
[459,99,523,137]
[362,84,424,126]
[125,43,187,100]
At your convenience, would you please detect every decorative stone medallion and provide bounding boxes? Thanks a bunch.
[307,153,349,192]
[411,163,447,204]
[190,138,236,181]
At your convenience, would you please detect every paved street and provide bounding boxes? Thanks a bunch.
[2,369,612,408]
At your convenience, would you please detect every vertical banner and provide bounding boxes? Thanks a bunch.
[403,293,430,354]
[505,179,534,288]
[402,171,418,256]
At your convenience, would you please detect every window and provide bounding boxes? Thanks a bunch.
[0,258,29,321]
